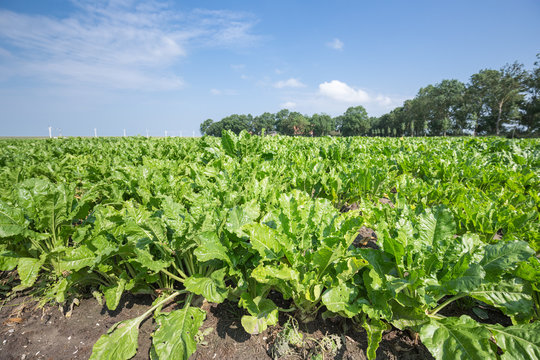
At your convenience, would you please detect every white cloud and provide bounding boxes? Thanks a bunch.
[273,80,407,116]
[326,38,344,51]
[0,1,259,90]
[319,80,394,107]
[281,101,297,109]
[274,78,306,89]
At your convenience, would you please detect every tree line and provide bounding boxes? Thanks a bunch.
[200,56,539,137]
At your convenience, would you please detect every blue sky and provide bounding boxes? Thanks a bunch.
[0,0,539,136]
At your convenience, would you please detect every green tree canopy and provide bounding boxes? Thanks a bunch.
[340,106,370,136]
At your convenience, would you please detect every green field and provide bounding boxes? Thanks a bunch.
[1,133,539,359]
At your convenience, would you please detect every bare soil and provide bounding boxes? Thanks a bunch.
[0,293,435,360]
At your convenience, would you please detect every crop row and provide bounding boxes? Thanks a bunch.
[0,132,539,359]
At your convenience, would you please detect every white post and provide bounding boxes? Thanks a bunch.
[179,131,182,137]
[146,129,149,138]
[94,128,97,137]
[123,128,126,137]
[192,130,195,137]
[48,126,52,138]
[165,130,168,137]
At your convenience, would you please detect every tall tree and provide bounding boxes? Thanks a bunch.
[200,119,214,135]
[277,111,310,135]
[469,63,526,135]
[520,54,540,135]
[310,113,335,136]
[340,106,370,136]
[252,112,276,134]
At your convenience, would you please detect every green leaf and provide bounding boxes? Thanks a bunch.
[239,293,279,334]
[17,178,73,236]
[486,322,540,360]
[417,207,455,247]
[321,282,362,318]
[443,263,485,293]
[362,317,389,360]
[480,241,534,278]
[221,130,237,157]
[468,277,533,323]
[251,264,299,283]
[16,257,43,289]
[58,245,96,271]
[194,232,230,264]
[104,277,127,311]
[358,249,395,280]
[184,268,229,303]
[225,202,260,235]
[89,318,142,360]
[243,223,282,260]
[0,250,19,271]
[0,200,28,237]
[418,315,496,360]
[151,306,206,360]
[312,246,341,275]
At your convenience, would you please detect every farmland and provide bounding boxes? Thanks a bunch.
[0,133,539,360]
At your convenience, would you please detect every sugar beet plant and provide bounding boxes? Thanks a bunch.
[0,132,539,359]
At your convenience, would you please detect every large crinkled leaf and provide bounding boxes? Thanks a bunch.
[468,277,533,323]
[104,276,127,311]
[184,268,229,303]
[221,130,237,157]
[132,247,171,273]
[58,245,96,271]
[0,200,28,237]
[486,322,540,360]
[358,248,395,279]
[417,207,455,247]
[362,268,393,320]
[16,257,43,289]
[321,282,362,318]
[335,257,368,282]
[442,263,485,293]
[418,315,495,360]
[225,202,260,235]
[194,231,230,264]
[362,317,389,360]
[89,318,142,360]
[515,258,540,291]
[17,178,73,235]
[312,245,342,275]
[251,264,299,283]
[151,306,206,360]
[480,241,534,278]
[243,223,283,260]
[239,293,279,334]
[0,249,19,271]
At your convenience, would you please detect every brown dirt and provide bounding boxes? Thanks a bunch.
[340,203,360,213]
[378,198,394,208]
[194,299,433,360]
[352,226,380,250]
[0,293,434,360]
[0,293,155,360]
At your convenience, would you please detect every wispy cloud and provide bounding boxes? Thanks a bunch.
[0,1,259,90]
[280,101,297,109]
[274,78,306,89]
[230,64,246,71]
[319,80,392,106]
[210,88,237,95]
[326,38,344,51]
